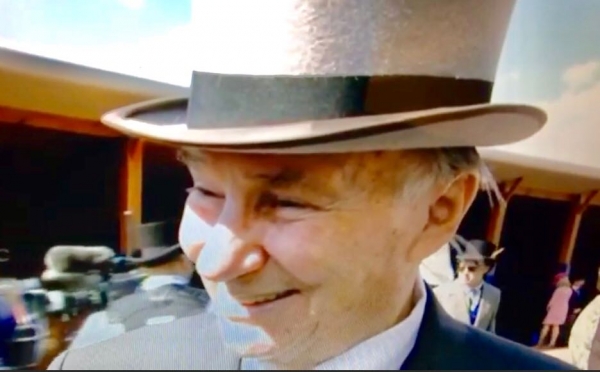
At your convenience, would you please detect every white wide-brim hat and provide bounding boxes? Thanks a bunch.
[102,0,545,154]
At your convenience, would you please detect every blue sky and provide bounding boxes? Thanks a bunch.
[491,0,600,166]
[0,0,190,46]
[494,0,600,102]
[1,0,599,167]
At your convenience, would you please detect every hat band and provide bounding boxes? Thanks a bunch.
[187,72,493,129]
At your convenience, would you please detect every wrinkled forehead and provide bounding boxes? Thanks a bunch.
[180,147,349,171]
[179,148,425,192]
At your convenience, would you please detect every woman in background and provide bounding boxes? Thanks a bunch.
[537,275,574,349]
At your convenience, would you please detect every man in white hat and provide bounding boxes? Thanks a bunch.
[49,0,572,369]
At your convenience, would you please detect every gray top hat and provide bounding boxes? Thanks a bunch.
[128,221,183,267]
[102,0,545,154]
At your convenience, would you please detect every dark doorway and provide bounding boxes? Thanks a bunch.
[493,195,570,345]
[458,191,493,239]
[0,125,121,278]
[142,144,190,234]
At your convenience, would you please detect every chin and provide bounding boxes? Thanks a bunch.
[215,315,275,357]
[219,315,319,367]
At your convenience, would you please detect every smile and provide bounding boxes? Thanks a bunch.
[238,289,301,307]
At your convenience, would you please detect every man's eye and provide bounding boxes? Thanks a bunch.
[186,187,222,198]
[258,193,309,210]
[276,199,307,209]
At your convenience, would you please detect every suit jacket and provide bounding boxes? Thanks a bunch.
[106,284,209,332]
[434,280,501,333]
[48,286,573,370]
[69,284,208,351]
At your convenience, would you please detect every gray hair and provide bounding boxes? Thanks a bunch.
[400,147,502,206]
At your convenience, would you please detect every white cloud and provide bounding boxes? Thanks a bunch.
[496,60,600,169]
[117,0,146,10]
[562,60,600,91]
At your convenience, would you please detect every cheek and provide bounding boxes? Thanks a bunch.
[263,214,374,286]
[263,222,329,286]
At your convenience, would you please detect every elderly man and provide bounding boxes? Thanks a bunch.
[48,0,571,370]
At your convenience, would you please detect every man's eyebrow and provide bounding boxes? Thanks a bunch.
[251,168,306,188]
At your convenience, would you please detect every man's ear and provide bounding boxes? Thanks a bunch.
[408,171,480,262]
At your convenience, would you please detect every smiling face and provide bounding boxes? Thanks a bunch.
[179,149,479,368]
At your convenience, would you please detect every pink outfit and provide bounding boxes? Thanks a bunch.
[543,286,573,325]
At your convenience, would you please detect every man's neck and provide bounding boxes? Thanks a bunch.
[466,280,484,290]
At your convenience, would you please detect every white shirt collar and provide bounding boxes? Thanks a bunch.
[463,282,484,294]
[242,278,427,370]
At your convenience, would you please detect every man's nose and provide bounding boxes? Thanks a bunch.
[197,197,267,282]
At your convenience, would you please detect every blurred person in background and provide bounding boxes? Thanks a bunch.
[0,295,17,366]
[555,279,586,347]
[434,239,503,333]
[537,274,573,349]
[569,293,600,369]
[69,222,205,350]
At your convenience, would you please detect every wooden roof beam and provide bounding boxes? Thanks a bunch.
[486,177,524,245]
[0,105,121,138]
[558,189,600,265]
[119,138,144,254]
[575,189,599,214]
[499,177,524,201]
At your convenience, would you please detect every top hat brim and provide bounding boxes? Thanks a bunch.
[101,97,546,154]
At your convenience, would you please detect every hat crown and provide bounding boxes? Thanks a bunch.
[462,239,498,259]
[190,0,516,81]
[136,221,177,249]
[102,0,545,153]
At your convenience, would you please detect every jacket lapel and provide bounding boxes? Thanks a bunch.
[474,283,492,329]
[445,282,471,324]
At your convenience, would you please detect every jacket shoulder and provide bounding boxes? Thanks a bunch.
[47,311,239,370]
[454,323,574,369]
[432,281,457,295]
[484,282,501,299]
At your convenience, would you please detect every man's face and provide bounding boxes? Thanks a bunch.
[180,149,470,367]
[457,259,488,287]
